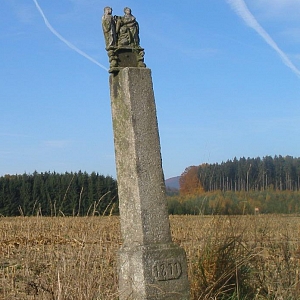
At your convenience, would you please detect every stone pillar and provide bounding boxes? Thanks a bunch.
[110,67,190,299]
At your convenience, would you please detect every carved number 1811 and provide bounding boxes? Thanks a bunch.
[152,259,182,281]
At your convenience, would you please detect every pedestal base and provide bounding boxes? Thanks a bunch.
[119,243,190,300]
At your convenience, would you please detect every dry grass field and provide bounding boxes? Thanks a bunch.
[1,215,300,299]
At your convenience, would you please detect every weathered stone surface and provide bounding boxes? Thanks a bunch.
[119,244,189,299]
[110,68,190,299]
[102,7,146,72]
[110,68,171,247]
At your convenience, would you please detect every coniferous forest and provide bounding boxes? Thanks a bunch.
[197,155,300,192]
[2,155,300,216]
[0,171,118,217]
[168,155,300,215]
[179,155,300,193]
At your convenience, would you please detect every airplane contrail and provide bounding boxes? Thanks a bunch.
[226,0,300,78]
[32,0,108,71]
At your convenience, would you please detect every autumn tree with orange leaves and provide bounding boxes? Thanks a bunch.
[179,166,204,198]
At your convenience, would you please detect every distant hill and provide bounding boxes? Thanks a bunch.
[165,176,180,190]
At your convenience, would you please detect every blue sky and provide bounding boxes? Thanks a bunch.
[1,0,300,179]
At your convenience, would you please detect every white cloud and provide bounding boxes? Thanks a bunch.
[32,0,108,71]
[251,0,300,9]
[0,151,14,156]
[247,0,300,20]
[227,0,300,78]
[181,48,219,59]
[16,6,35,23]
[279,28,300,45]
[43,140,72,149]
[0,133,31,138]
[7,0,35,24]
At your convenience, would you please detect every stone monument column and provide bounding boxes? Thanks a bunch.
[103,7,190,299]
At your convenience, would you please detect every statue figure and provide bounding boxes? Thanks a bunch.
[102,7,116,48]
[116,7,140,47]
[102,7,145,72]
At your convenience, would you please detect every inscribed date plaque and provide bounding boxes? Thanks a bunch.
[152,259,182,281]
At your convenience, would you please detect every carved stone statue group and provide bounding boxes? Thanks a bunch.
[102,7,146,72]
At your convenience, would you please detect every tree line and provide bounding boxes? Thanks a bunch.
[180,155,300,194]
[171,155,300,215]
[0,171,118,217]
[2,155,300,217]
[167,190,300,215]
